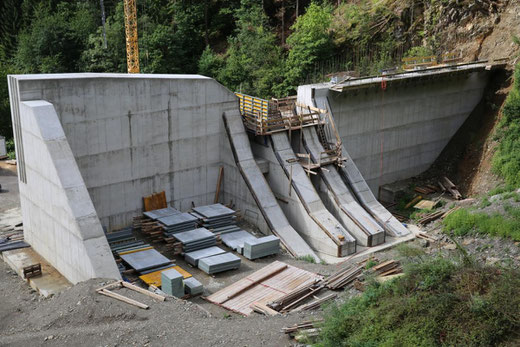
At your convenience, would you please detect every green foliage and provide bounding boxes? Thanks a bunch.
[6,138,15,159]
[297,255,316,264]
[81,3,126,73]
[198,46,224,79]
[405,46,434,58]
[15,2,98,73]
[443,208,520,241]
[215,0,284,98]
[365,259,378,269]
[317,257,520,347]
[284,2,334,94]
[0,62,18,138]
[480,196,492,208]
[492,64,520,186]
[396,244,426,259]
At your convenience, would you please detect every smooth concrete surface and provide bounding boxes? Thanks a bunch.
[14,100,120,283]
[316,97,411,237]
[3,247,72,297]
[222,111,319,261]
[302,127,385,246]
[298,68,491,193]
[269,133,356,257]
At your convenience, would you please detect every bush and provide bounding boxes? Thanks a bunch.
[317,257,520,347]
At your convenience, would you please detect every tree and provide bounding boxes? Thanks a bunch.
[284,2,333,93]
[216,0,284,98]
[15,2,99,73]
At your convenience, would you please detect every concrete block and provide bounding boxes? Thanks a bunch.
[161,268,184,297]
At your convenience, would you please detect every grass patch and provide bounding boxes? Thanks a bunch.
[443,208,520,241]
[297,255,317,264]
[5,138,15,160]
[316,257,520,346]
[480,196,492,208]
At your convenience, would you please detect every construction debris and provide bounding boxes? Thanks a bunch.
[371,259,401,277]
[414,199,437,210]
[96,280,166,309]
[404,195,423,209]
[282,320,323,342]
[414,185,438,195]
[442,177,462,200]
[22,263,42,279]
[325,265,363,290]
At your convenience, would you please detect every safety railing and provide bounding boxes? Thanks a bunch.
[236,93,324,135]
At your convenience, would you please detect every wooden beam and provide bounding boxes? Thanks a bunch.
[98,289,149,309]
[214,166,224,203]
[121,281,166,301]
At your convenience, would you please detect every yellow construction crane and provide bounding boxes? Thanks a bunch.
[123,0,139,73]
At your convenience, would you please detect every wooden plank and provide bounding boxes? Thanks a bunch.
[214,166,224,203]
[217,262,288,304]
[121,281,166,301]
[98,289,149,309]
[250,302,279,316]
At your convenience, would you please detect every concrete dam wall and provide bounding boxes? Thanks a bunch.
[298,64,495,194]
[8,64,499,281]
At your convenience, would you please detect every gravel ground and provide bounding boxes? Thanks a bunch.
[0,258,326,347]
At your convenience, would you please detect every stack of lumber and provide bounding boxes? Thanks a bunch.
[293,293,337,312]
[173,228,217,252]
[267,279,324,313]
[282,320,323,342]
[414,185,438,195]
[371,259,401,277]
[198,252,241,274]
[191,203,239,235]
[324,265,363,290]
[417,206,461,225]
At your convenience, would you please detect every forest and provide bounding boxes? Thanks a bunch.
[0,0,446,141]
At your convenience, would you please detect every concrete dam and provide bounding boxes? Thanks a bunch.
[7,61,502,282]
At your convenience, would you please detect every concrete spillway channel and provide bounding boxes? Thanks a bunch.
[222,111,320,262]
[314,97,409,237]
[264,132,357,257]
[301,127,385,246]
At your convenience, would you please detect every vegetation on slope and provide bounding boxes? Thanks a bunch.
[492,63,520,187]
[317,255,520,346]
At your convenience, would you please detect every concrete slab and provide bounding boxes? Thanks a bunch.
[2,247,72,297]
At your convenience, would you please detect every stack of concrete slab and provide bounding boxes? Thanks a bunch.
[198,253,241,274]
[173,228,217,252]
[220,230,257,254]
[191,204,238,234]
[143,207,180,220]
[184,246,227,266]
[243,235,280,260]
[158,212,199,235]
[161,268,184,297]
[183,277,204,296]
[120,248,172,272]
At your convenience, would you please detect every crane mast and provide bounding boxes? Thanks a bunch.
[123,0,139,73]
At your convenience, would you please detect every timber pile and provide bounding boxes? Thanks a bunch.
[292,293,337,312]
[414,185,438,195]
[417,206,461,225]
[267,279,324,313]
[139,218,164,243]
[96,280,166,310]
[325,265,363,290]
[371,260,401,277]
[282,320,323,341]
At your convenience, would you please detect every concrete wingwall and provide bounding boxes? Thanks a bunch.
[298,70,490,194]
[14,99,120,284]
[8,73,270,282]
